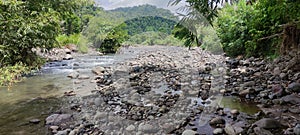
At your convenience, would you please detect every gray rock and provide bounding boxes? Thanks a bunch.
[126,125,135,131]
[182,129,198,135]
[281,95,300,105]
[55,130,68,135]
[92,66,105,75]
[213,128,224,134]
[242,81,255,87]
[294,124,300,135]
[46,114,72,125]
[138,123,156,133]
[67,72,79,79]
[254,127,273,135]
[94,98,102,106]
[288,82,300,93]
[273,67,281,75]
[225,124,236,135]
[253,118,280,129]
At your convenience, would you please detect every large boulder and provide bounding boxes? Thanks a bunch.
[253,118,281,129]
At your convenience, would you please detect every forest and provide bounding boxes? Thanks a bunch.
[0,0,300,86]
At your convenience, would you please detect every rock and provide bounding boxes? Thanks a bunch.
[230,109,240,115]
[67,72,79,79]
[253,118,280,129]
[138,123,156,133]
[78,75,90,80]
[50,125,59,130]
[288,82,300,93]
[271,84,285,98]
[242,81,255,87]
[239,89,250,96]
[182,129,198,135]
[224,124,236,135]
[94,98,102,106]
[92,66,105,75]
[273,67,281,75]
[213,128,224,134]
[281,95,300,105]
[209,117,226,126]
[29,119,40,124]
[126,125,135,131]
[289,107,300,114]
[55,130,68,135]
[45,114,72,125]
[64,54,73,60]
[94,112,107,120]
[294,124,300,135]
[254,127,273,135]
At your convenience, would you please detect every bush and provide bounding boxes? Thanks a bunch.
[0,63,29,88]
[215,0,254,57]
[215,0,300,57]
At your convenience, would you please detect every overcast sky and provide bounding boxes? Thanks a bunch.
[95,0,186,14]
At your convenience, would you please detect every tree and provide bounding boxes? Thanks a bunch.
[0,0,92,66]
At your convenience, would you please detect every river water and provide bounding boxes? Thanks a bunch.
[0,47,259,134]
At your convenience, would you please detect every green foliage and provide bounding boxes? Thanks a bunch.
[216,0,300,57]
[123,31,183,46]
[110,4,178,21]
[56,34,89,53]
[124,16,177,35]
[83,5,179,53]
[215,0,253,56]
[99,23,129,53]
[0,0,91,67]
[0,63,29,88]
[172,24,199,49]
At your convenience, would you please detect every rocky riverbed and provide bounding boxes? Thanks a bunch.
[44,46,299,135]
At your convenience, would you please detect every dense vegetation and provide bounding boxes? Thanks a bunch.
[171,0,300,57]
[83,5,180,53]
[0,0,93,86]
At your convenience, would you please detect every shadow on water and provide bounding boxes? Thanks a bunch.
[0,97,62,135]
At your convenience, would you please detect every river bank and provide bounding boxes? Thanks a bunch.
[43,45,299,135]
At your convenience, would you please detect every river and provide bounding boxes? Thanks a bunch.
[0,47,259,135]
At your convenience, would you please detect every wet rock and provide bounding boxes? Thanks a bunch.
[67,72,79,79]
[182,129,198,135]
[281,95,300,105]
[288,82,300,93]
[46,114,72,125]
[92,66,105,75]
[213,128,224,135]
[254,127,273,135]
[209,117,226,126]
[29,119,40,124]
[253,118,280,129]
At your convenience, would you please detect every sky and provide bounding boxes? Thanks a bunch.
[94,0,186,14]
